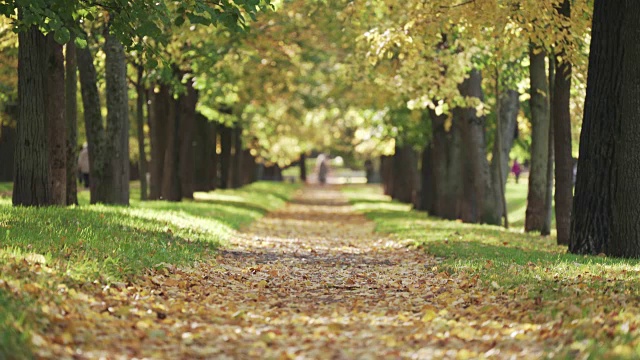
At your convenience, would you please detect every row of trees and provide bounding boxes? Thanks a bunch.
[363,0,585,246]
[368,0,640,257]
[2,1,273,206]
[3,0,639,257]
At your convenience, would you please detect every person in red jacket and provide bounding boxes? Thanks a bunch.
[511,159,522,184]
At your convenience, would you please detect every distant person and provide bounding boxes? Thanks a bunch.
[78,143,90,188]
[316,154,329,185]
[511,159,522,184]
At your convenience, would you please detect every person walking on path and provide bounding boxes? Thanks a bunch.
[316,154,329,185]
[78,143,90,189]
[511,159,522,184]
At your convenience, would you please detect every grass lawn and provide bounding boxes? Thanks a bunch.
[0,181,299,357]
[344,184,640,358]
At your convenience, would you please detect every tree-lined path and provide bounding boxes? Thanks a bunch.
[31,185,562,359]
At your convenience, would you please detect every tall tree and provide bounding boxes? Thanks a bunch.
[13,24,50,206]
[391,143,416,204]
[231,124,243,189]
[490,88,519,227]
[77,45,109,204]
[104,29,129,205]
[149,85,169,200]
[219,125,232,189]
[135,64,148,200]
[456,70,497,225]
[553,0,574,246]
[161,95,181,201]
[65,39,78,205]
[611,1,640,258]
[569,0,623,255]
[525,46,551,232]
[299,153,307,182]
[178,80,198,199]
[45,33,66,205]
[542,54,556,236]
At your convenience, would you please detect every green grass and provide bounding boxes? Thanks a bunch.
[505,178,555,229]
[0,181,299,358]
[0,181,298,280]
[344,184,640,306]
[343,184,640,357]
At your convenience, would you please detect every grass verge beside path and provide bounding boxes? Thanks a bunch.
[0,181,298,358]
[344,184,640,359]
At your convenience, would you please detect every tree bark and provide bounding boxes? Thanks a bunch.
[241,149,257,185]
[380,155,393,196]
[149,85,169,200]
[391,143,416,204]
[299,153,307,182]
[179,82,198,199]
[65,38,78,206]
[611,1,640,258]
[77,45,110,204]
[456,69,497,224]
[194,114,213,191]
[570,0,627,255]
[162,96,181,201]
[210,123,218,189]
[104,31,129,205]
[525,46,551,232]
[136,65,148,200]
[416,144,435,213]
[490,88,519,226]
[219,125,232,189]
[542,54,556,236]
[13,25,50,206]
[231,124,243,188]
[45,33,67,206]
[553,0,574,246]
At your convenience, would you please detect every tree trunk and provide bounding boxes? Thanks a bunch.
[241,149,256,185]
[611,2,640,258]
[104,31,129,205]
[194,114,213,191]
[569,1,622,254]
[542,54,556,236]
[77,46,110,204]
[136,65,148,200]
[210,123,218,189]
[416,144,435,213]
[456,69,497,224]
[219,125,232,189]
[299,153,307,182]
[380,155,393,196]
[45,33,66,206]
[391,143,416,204]
[13,25,50,206]
[553,0,574,246]
[162,96,181,201]
[231,124,243,188]
[525,46,551,232]
[149,85,169,200]
[179,82,198,199]
[65,38,78,206]
[429,108,464,220]
[490,88,519,225]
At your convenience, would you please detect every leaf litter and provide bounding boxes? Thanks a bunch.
[4,186,629,359]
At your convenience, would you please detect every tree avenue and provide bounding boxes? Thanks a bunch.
[4,0,640,257]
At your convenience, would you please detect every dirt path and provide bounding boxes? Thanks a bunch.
[37,185,551,359]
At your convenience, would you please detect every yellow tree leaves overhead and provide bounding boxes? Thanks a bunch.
[353,0,592,116]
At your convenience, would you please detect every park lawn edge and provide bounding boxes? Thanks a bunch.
[343,184,640,358]
[0,181,299,358]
